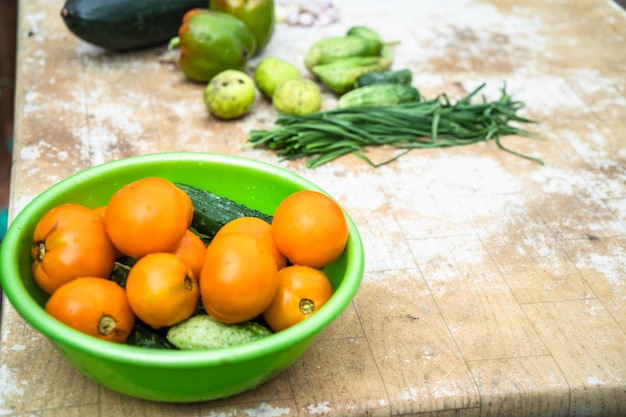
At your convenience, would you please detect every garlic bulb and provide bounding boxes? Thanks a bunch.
[276,1,340,26]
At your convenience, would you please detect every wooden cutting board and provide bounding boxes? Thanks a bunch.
[1,0,625,415]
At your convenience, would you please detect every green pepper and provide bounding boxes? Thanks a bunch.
[209,0,275,54]
[169,8,257,83]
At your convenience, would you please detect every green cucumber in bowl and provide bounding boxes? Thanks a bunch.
[167,315,273,350]
[175,182,273,239]
[127,322,177,349]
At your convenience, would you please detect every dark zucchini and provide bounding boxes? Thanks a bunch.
[175,183,273,239]
[355,68,413,87]
[60,0,207,51]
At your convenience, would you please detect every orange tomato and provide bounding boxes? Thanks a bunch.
[31,203,117,294]
[104,177,193,258]
[263,265,333,332]
[125,252,199,329]
[214,216,287,269]
[94,205,124,259]
[200,233,278,324]
[94,206,107,217]
[271,190,349,269]
[45,277,135,343]
[170,229,206,279]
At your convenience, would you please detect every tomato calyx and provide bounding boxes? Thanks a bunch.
[299,298,315,315]
[34,221,58,262]
[184,276,194,291]
[34,241,46,262]
[98,314,117,336]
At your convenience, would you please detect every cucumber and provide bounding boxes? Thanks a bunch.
[338,84,420,108]
[312,56,391,94]
[60,0,207,51]
[304,35,382,71]
[166,314,273,350]
[109,260,132,288]
[175,183,273,239]
[346,26,384,43]
[127,322,177,350]
[355,69,413,87]
[346,25,395,62]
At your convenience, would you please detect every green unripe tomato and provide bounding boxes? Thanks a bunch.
[210,0,275,54]
[172,10,257,83]
[272,78,321,115]
[204,70,256,120]
[254,57,301,98]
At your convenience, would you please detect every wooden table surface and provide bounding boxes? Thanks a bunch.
[2,0,625,416]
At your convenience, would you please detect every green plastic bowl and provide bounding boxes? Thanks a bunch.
[0,152,364,402]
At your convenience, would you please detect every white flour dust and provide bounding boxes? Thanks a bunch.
[243,403,292,417]
[0,364,28,414]
[307,401,332,414]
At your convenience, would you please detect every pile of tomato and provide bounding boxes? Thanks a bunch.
[32,177,349,345]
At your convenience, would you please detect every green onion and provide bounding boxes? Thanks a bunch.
[247,83,545,168]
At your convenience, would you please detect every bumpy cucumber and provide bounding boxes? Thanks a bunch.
[175,183,273,239]
[166,314,273,350]
[312,56,391,94]
[338,84,420,108]
[346,25,395,62]
[354,68,413,87]
[346,25,383,42]
[304,35,382,70]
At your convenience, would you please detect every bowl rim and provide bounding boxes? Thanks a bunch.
[1,152,365,367]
